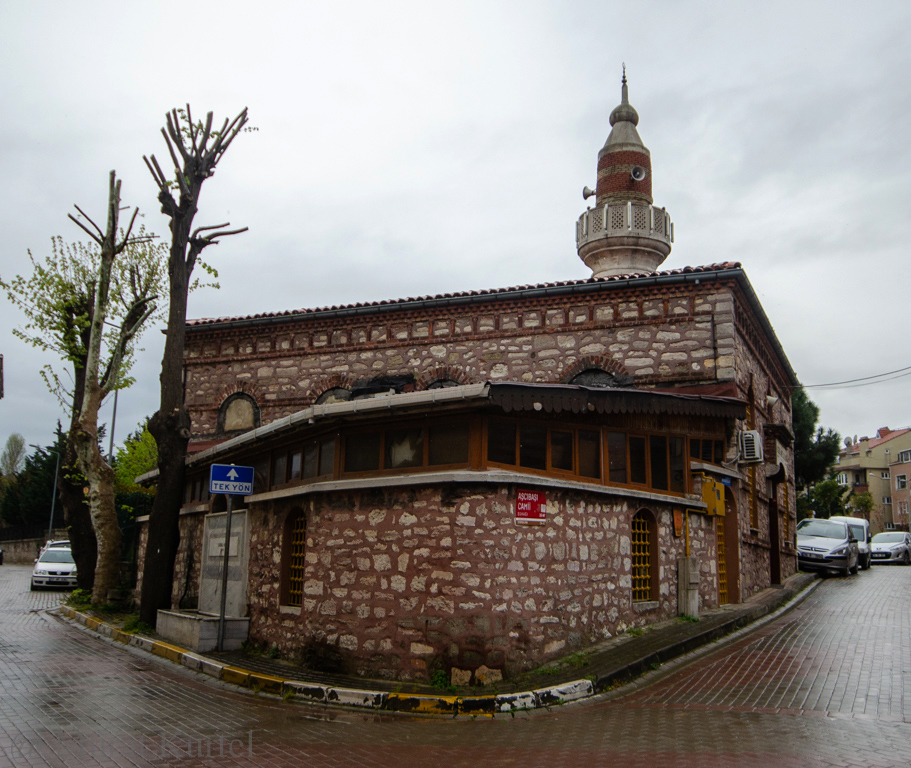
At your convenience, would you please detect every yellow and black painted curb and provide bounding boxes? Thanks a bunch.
[55,606,593,716]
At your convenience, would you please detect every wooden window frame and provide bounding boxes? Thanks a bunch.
[341,418,474,478]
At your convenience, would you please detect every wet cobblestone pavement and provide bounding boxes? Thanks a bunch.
[2,563,911,766]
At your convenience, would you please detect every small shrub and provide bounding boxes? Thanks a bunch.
[122,615,154,635]
[430,669,456,693]
[566,652,589,669]
[266,644,281,659]
[627,627,644,636]
[678,614,700,623]
[67,589,92,608]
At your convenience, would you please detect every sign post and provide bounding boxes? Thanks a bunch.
[209,464,254,652]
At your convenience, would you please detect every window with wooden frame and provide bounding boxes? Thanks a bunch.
[605,431,686,494]
[282,510,307,607]
[270,436,336,489]
[631,509,658,602]
[690,437,725,465]
[487,420,601,480]
[183,474,209,504]
[342,420,471,475]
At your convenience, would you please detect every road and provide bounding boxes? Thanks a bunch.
[1,563,911,767]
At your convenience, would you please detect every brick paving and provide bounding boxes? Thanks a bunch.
[2,563,911,766]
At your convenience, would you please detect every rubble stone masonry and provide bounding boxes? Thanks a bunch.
[232,483,717,680]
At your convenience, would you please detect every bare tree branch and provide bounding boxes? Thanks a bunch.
[143,154,167,189]
[67,213,103,244]
[198,111,214,156]
[70,205,105,240]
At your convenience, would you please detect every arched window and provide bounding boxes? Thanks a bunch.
[315,387,351,404]
[281,509,307,607]
[631,509,658,602]
[217,393,261,435]
[425,379,461,389]
[570,368,622,388]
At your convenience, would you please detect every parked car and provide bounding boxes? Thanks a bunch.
[829,516,872,570]
[796,519,859,576]
[0,545,4,566]
[30,547,77,590]
[870,532,911,564]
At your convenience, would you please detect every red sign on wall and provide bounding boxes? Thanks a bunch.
[516,488,546,524]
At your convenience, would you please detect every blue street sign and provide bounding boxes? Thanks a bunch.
[209,464,255,496]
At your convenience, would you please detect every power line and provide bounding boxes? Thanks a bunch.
[799,364,911,389]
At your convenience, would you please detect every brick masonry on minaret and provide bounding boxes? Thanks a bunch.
[596,149,652,203]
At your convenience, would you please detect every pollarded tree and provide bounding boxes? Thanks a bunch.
[140,106,250,625]
[2,194,166,592]
[67,171,164,602]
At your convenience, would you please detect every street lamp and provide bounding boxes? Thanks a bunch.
[30,444,61,546]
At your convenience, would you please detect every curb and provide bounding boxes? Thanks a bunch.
[56,605,585,715]
[56,580,813,717]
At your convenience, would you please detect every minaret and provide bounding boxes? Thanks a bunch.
[576,68,674,278]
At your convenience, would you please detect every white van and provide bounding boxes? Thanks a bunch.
[829,516,872,570]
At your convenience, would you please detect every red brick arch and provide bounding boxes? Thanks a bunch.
[309,374,356,404]
[215,381,261,406]
[416,365,473,390]
[561,356,631,384]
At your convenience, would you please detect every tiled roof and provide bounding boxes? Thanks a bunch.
[186,262,743,328]
[843,427,911,456]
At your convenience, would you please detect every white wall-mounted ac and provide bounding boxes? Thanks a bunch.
[739,430,764,464]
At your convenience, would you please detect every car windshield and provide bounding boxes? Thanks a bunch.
[38,550,74,564]
[872,533,906,543]
[798,520,847,539]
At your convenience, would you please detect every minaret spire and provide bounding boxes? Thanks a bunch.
[575,70,674,277]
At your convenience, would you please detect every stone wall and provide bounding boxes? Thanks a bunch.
[1,537,44,564]
[234,482,717,681]
[183,284,742,439]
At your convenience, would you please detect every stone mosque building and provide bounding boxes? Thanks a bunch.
[138,75,799,684]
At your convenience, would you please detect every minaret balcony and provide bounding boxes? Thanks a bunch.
[576,202,674,249]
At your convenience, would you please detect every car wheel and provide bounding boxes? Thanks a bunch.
[850,560,859,575]
[903,551,910,565]
[30,582,38,592]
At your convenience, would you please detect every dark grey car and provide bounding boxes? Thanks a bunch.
[797,519,859,576]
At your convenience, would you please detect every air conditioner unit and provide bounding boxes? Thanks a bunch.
[739,430,764,464]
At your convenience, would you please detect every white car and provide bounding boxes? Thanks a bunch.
[31,548,78,590]
[870,532,911,565]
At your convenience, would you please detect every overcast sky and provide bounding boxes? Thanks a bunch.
[2,1,909,456]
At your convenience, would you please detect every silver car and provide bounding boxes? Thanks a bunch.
[797,519,859,576]
[30,547,77,590]
[870,532,911,565]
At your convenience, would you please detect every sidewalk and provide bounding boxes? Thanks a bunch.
[57,571,817,717]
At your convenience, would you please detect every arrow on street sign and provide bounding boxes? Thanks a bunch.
[209,464,255,496]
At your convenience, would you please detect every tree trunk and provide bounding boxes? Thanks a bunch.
[61,429,97,591]
[59,374,97,591]
[72,429,121,602]
[140,245,191,626]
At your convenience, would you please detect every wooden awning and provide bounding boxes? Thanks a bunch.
[487,383,746,420]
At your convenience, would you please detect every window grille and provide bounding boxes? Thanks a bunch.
[631,512,652,602]
[716,516,728,604]
[287,514,307,607]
